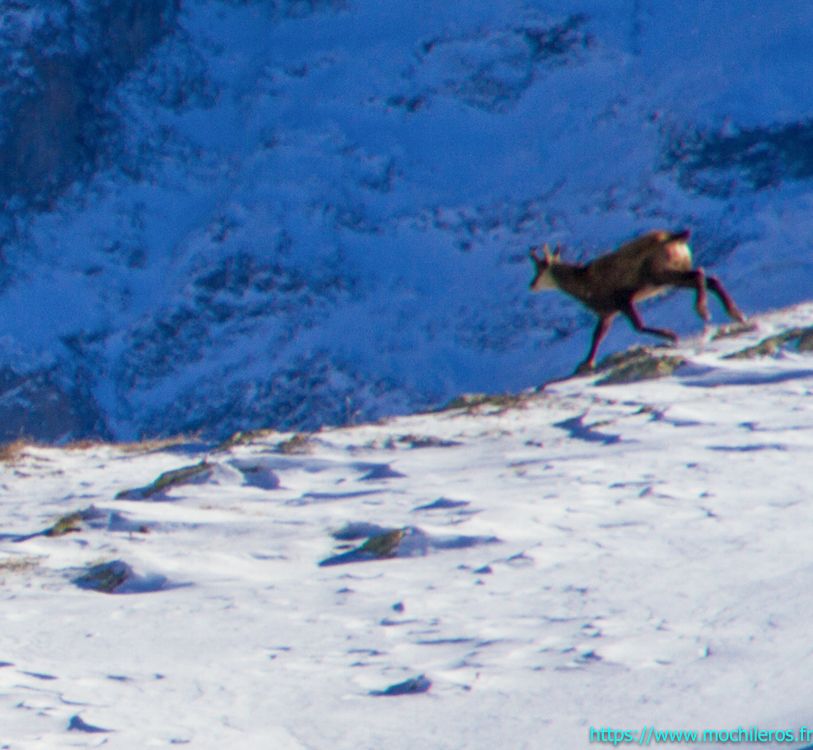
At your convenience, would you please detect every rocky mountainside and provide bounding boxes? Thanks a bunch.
[2,0,813,442]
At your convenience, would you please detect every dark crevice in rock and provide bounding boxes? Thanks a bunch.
[0,0,180,210]
[0,365,112,445]
[662,119,813,196]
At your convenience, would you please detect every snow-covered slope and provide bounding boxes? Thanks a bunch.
[4,307,813,747]
[2,0,813,441]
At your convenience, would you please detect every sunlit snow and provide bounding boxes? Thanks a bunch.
[4,308,813,747]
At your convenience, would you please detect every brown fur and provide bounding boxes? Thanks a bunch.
[529,229,745,372]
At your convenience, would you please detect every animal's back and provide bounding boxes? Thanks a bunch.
[585,231,692,307]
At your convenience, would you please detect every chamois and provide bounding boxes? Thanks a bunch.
[529,229,746,372]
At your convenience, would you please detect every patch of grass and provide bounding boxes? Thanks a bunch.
[594,345,652,373]
[0,556,41,572]
[64,439,106,450]
[723,326,813,359]
[151,461,212,493]
[596,350,685,385]
[319,527,409,566]
[44,512,83,537]
[358,529,406,558]
[275,433,312,454]
[117,434,200,455]
[213,429,274,453]
[116,460,213,499]
[711,322,759,340]
[438,392,527,414]
[0,438,33,464]
[396,434,462,448]
[797,328,813,352]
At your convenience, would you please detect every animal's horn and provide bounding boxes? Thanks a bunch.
[553,244,563,260]
[542,243,553,262]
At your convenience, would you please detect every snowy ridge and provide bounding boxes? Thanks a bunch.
[4,306,813,746]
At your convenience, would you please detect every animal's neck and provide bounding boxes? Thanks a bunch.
[550,263,592,301]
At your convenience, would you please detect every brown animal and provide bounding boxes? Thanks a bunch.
[529,229,746,372]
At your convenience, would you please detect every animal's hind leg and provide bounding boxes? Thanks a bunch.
[658,269,746,324]
[655,269,710,321]
[621,301,678,342]
[706,275,746,322]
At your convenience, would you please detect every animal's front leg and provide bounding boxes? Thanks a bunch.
[577,315,615,373]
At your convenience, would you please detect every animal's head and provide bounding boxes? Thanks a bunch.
[529,244,562,292]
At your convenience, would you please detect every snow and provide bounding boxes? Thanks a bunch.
[5,0,813,439]
[5,2,813,742]
[4,307,813,747]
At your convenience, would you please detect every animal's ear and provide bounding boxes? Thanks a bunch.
[530,246,552,266]
[671,229,691,242]
[553,244,563,260]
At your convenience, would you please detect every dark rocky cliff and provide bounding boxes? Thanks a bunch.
[0,0,179,209]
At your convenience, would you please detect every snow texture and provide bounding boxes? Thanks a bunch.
[3,307,813,746]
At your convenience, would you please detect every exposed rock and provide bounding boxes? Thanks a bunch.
[215,0,348,19]
[396,434,462,448]
[439,392,528,413]
[72,559,171,593]
[138,350,408,440]
[407,14,592,113]
[320,525,497,566]
[0,54,93,206]
[0,0,179,208]
[662,119,813,196]
[0,366,111,445]
[67,714,112,733]
[274,433,312,454]
[94,0,181,78]
[723,326,813,359]
[711,322,759,340]
[371,674,431,696]
[115,460,213,499]
[595,348,685,385]
[212,429,274,453]
[44,512,84,537]
[74,560,131,592]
